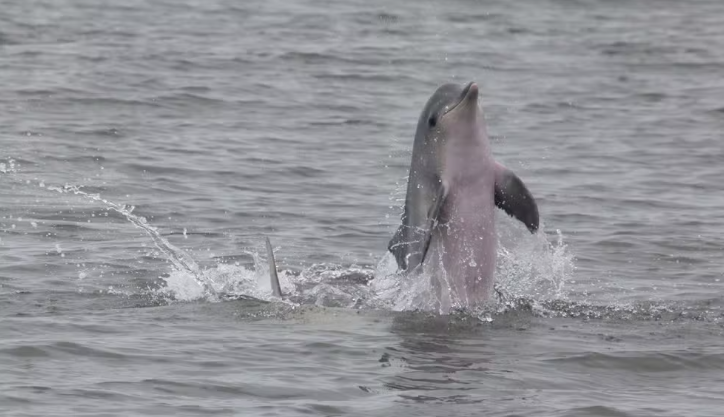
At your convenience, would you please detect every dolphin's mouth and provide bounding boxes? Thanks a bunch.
[443,82,478,116]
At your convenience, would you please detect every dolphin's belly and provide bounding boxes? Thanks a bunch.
[425,181,497,309]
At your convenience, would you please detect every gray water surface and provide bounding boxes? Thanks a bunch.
[2,0,724,415]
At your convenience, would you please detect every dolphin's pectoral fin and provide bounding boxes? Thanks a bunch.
[388,225,410,270]
[494,164,539,233]
[388,182,447,272]
[265,237,283,298]
[419,184,447,264]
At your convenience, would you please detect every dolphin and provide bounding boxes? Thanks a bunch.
[388,82,539,311]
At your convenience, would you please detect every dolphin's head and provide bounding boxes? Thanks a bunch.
[421,82,479,129]
[414,82,486,174]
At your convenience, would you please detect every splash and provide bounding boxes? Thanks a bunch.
[0,158,17,174]
[370,225,574,314]
[496,228,573,301]
[36,179,573,313]
[161,260,295,303]
[292,264,376,308]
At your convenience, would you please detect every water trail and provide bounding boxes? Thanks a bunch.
[39,181,291,304]
[54,184,219,299]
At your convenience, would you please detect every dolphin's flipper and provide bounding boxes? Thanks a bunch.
[388,225,409,270]
[419,184,447,264]
[388,182,447,272]
[494,164,539,233]
[265,237,283,298]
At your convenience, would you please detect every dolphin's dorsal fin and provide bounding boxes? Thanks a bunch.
[265,237,283,298]
[494,163,539,233]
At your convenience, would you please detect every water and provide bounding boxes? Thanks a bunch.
[2,0,724,415]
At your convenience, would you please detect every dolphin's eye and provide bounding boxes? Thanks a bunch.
[428,114,437,128]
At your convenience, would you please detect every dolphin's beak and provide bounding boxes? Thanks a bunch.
[444,82,479,115]
[462,82,479,103]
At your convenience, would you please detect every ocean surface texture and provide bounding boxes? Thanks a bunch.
[2,0,724,416]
